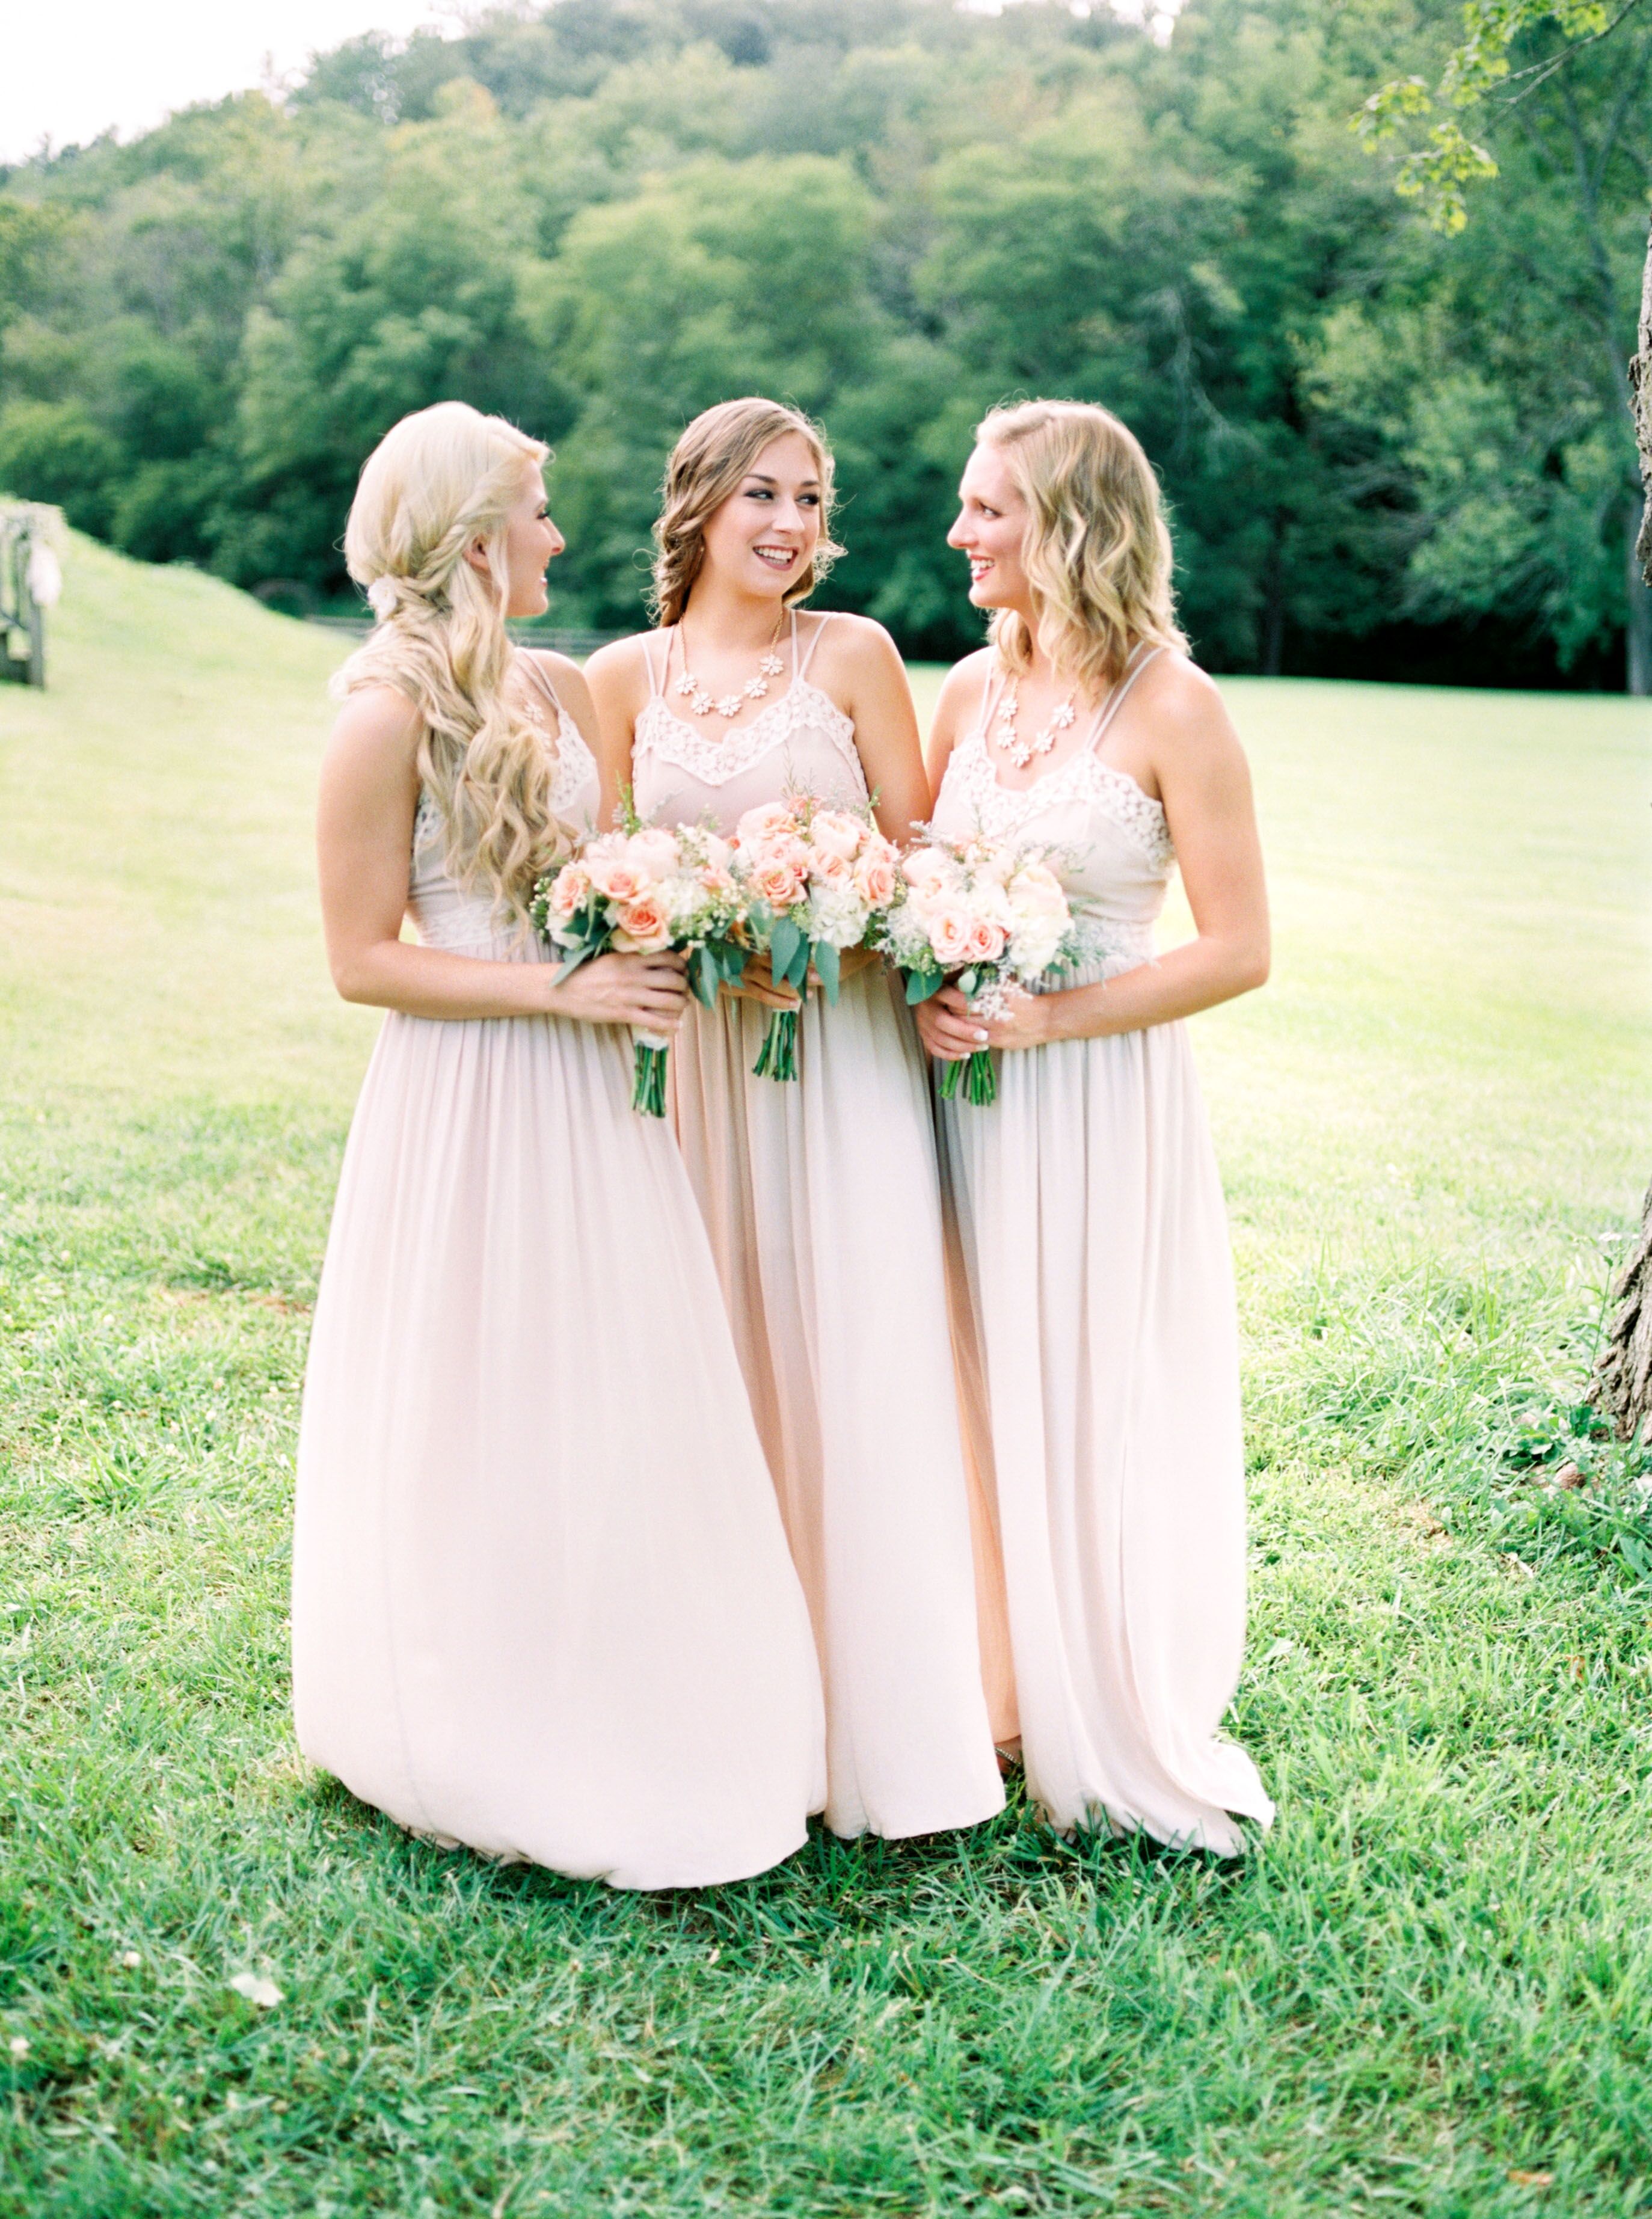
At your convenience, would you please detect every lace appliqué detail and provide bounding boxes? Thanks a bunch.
[635,681,865,798]
[522,698,597,820]
[945,723,1174,871]
[414,707,593,856]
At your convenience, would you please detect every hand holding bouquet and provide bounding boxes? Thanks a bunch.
[731,798,901,1082]
[879,836,1076,1105]
[532,821,749,1114]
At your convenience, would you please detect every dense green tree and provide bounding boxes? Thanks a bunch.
[0,0,1641,684]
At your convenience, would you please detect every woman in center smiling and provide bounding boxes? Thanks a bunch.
[589,397,1007,1841]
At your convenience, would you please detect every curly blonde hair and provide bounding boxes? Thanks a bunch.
[651,397,843,627]
[334,401,571,919]
[978,400,1187,696]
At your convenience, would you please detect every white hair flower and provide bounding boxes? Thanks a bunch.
[366,575,399,619]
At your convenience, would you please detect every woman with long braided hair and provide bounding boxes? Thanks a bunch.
[291,403,824,1888]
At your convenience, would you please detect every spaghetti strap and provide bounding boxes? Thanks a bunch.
[644,631,671,699]
[520,649,563,716]
[975,663,1010,739]
[796,610,831,680]
[1087,644,1163,747]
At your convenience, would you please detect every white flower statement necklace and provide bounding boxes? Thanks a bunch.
[675,618,786,720]
[994,680,1078,770]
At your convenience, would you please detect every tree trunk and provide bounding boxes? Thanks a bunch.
[1629,493,1652,695]
[1588,221,1652,1436]
[1593,1176,1652,1441]
[1632,217,1652,692]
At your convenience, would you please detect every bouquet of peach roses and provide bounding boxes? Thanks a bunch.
[531,819,751,1115]
[731,797,901,1082]
[877,835,1078,1105]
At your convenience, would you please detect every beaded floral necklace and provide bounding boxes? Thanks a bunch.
[674,613,787,721]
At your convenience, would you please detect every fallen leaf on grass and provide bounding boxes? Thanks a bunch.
[1508,2170,1554,2188]
[227,1972,283,2009]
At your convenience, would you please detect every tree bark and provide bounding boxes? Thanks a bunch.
[1593,1176,1652,1441]
[1588,221,1652,1436]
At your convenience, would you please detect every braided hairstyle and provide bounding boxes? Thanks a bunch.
[335,401,571,918]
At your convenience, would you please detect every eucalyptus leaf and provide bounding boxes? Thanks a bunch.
[813,939,841,1004]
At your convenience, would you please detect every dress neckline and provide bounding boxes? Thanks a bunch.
[975,645,1166,820]
[638,673,853,752]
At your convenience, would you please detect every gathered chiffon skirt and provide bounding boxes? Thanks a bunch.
[668,966,1005,1841]
[938,982,1274,1856]
[292,963,827,1891]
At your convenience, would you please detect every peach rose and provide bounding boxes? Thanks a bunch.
[809,844,854,888]
[902,845,954,892]
[735,799,799,848]
[853,851,897,907]
[809,811,862,862]
[548,864,592,920]
[927,904,976,968]
[586,853,646,903]
[964,915,1008,965]
[628,827,681,876]
[751,855,808,909]
[612,894,672,951]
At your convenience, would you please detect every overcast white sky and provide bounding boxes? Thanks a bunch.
[2,2,467,165]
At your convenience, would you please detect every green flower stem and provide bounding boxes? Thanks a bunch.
[754,1007,800,1082]
[939,1048,997,1105]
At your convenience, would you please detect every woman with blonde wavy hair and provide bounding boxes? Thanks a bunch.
[921,398,1275,1854]
[588,397,1006,1843]
[291,400,824,1889]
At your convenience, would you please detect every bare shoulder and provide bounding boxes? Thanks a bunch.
[808,609,901,675]
[584,631,660,695]
[1132,654,1242,761]
[934,645,995,719]
[327,681,421,765]
[520,645,585,692]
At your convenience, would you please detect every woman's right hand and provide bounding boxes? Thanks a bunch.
[545,951,690,1031]
[724,951,802,1012]
[913,984,988,1062]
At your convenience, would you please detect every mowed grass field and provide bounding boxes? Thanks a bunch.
[3,533,1652,2218]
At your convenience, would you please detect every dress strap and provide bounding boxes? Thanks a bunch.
[643,631,670,698]
[795,609,831,680]
[1087,643,1164,748]
[975,662,1011,740]
[520,649,563,716]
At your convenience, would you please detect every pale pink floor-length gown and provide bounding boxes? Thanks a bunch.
[931,648,1274,1856]
[292,659,826,1890]
[631,612,1005,1841]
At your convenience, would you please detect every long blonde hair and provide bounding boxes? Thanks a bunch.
[335,401,570,916]
[978,400,1187,696]
[651,397,844,627]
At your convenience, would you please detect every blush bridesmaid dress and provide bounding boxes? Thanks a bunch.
[291,657,827,1889]
[931,647,1274,1855]
[630,612,1006,1841]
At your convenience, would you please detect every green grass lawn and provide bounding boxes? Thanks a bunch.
[4,534,1652,2218]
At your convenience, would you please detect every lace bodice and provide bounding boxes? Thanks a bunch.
[410,663,597,956]
[930,649,1176,972]
[632,613,868,836]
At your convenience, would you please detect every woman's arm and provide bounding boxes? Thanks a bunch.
[820,616,933,842]
[923,650,992,805]
[916,663,1269,1060]
[316,684,688,1030]
[582,637,650,831]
